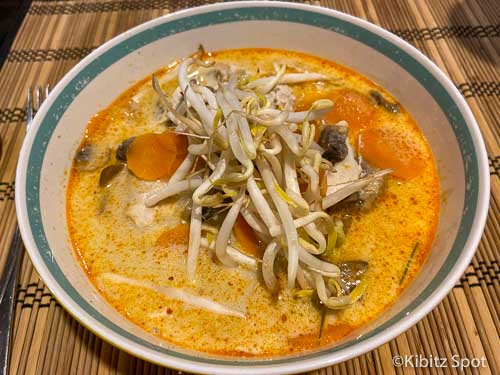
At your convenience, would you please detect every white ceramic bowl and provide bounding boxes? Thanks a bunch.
[16,2,489,374]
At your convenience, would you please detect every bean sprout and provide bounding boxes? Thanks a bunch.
[138,50,391,311]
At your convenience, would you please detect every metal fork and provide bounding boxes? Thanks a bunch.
[0,85,50,375]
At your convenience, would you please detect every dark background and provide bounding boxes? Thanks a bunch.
[0,0,31,70]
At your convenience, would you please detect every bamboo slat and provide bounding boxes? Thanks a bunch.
[0,1,498,374]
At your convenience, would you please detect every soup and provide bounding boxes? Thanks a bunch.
[67,48,439,356]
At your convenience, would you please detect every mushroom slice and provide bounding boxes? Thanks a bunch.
[337,261,368,294]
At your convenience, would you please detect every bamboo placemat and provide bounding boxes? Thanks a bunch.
[0,1,498,374]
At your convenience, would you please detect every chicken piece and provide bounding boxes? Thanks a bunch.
[127,199,155,227]
[267,84,295,111]
[353,161,387,209]
[325,141,363,196]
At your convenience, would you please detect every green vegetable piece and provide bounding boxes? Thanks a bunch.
[399,242,420,285]
[274,182,298,208]
[318,304,327,344]
[334,220,345,248]
[293,289,314,299]
[323,219,345,260]
[326,277,367,310]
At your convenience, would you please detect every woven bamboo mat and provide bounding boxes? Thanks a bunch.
[0,0,498,374]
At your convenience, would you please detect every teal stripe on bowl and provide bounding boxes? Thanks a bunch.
[26,6,478,365]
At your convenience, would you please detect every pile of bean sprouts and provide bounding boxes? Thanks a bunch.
[145,50,390,310]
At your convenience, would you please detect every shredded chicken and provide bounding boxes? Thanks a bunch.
[267,84,295,111]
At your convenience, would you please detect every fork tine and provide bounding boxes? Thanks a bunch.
[26,87,33,126]
[26,85,50,131]
[35,85,42,111]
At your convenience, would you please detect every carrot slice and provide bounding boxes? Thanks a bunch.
[296,88,377,145]
[324,89,376,143]
[233,215,263,259]
[294,87,336,112]
[126,131,187,181]
[359,125,426,179]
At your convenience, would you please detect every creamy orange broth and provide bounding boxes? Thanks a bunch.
[67,49,439,356]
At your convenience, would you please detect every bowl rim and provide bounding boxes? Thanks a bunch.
[15,1,490,374]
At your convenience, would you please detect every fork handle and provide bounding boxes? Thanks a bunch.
[0,229,23,375]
